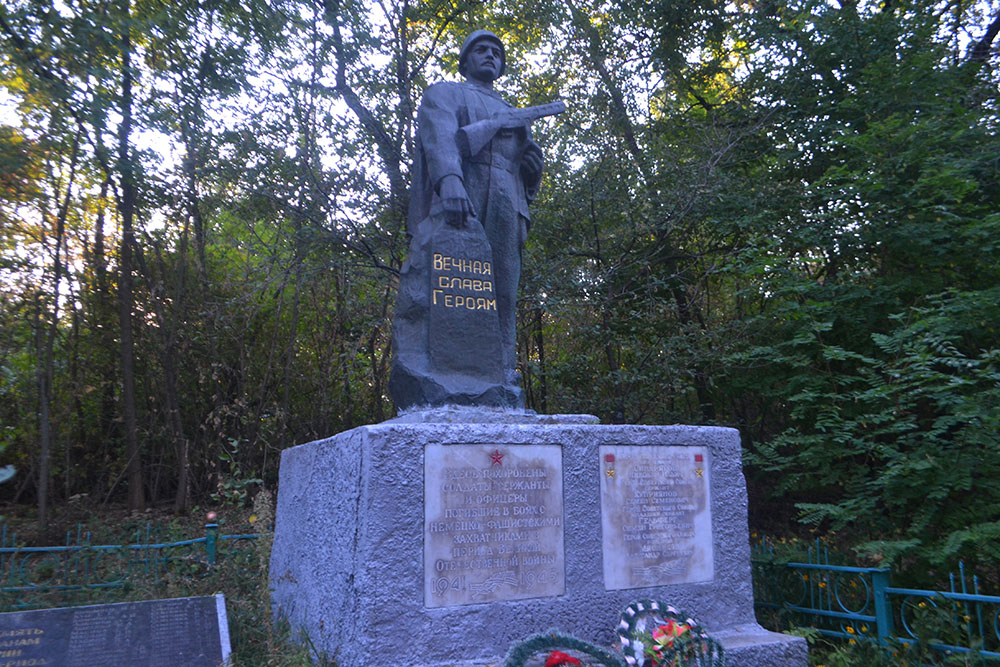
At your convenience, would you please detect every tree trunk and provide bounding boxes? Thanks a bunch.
[34,291,51,528]
[91,178,120,491]
[169,85,206,513]
[117,10,144,512]
[534,307,548,414]
[36,127,81,528]
[165,343,189,513]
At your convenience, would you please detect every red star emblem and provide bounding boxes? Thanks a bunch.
[490,449,504,466]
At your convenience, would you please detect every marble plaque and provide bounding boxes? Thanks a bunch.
[600,445,714,589]
[424,443,564,607]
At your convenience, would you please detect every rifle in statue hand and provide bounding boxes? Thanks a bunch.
[456,100,566,157]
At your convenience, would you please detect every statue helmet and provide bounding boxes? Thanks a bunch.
[458,29,506,78]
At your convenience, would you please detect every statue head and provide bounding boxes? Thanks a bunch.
[458,30,506,80]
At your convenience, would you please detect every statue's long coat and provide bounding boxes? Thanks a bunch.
[408,81,542,375]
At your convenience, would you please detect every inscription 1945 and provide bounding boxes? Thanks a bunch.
[424,444,564,608]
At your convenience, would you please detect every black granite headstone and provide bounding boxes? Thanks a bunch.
[0,594,230,666]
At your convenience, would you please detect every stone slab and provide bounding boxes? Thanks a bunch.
[390,218,520,409]
[600,444,713,589]
[0,594,231,666]
[269,415,806,666]
[428,226,503,378]
[712,624,810,666]
[425,443,565,607]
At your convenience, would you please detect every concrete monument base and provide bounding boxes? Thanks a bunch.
[269,409,806,666]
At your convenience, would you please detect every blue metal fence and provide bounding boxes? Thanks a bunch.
[753,540,1000,661]
[0,523,259,610]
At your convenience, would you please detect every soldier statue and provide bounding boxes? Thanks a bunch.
[389,30,563,410]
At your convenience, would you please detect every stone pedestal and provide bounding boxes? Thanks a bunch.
[269,409,806,666]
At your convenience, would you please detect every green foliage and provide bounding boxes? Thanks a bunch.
[750,290,1000,567]
[0,0,998,585]
[678,1,1000,568]
[803,606,987,667]
[212,439,263,507]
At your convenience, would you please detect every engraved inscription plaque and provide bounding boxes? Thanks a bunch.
[424,443,564,607]
[0,594,230,666]
[600,445,713,590]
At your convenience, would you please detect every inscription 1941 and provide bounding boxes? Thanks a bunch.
[424,444,564,607]
[600,445,714,590]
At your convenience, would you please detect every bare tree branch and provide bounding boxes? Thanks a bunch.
[970,9,1000,63]
[321,0,406,229]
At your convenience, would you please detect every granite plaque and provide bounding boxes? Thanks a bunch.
[424,443,564,607]
[600,445,714,589]
[0,594,230,666]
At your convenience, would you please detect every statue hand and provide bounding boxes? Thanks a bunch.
[520,144,543,183]
[439,175,473,227]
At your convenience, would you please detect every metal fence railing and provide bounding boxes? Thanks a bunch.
[0,523,259,610]
[753,540,1000,661]
[7,523,1000,661]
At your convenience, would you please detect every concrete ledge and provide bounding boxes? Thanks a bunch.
[714,623,808,667]
[388,405,599,424]
[425,623,807,666]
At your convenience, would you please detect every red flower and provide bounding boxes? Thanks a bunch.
[651,619,691,649]
[545,650,583,667]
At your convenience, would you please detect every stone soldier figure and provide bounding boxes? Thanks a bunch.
[390,29,563,410]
